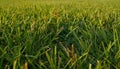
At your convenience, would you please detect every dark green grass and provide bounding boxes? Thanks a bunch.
[0,0,120,69]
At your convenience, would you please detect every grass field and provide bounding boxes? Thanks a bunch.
[0,0,120,69]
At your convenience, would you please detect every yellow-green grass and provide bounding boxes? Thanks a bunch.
[0,0,120,69]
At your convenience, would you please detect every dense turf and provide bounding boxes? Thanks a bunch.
[0,0,120,69]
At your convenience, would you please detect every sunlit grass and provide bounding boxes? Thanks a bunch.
[0,0,120,69]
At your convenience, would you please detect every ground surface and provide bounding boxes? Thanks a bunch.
[0,0,120,69]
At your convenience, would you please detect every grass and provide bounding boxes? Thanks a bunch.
[0,0,120,69]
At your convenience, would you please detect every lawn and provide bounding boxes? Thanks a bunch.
[0,0,120,69]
